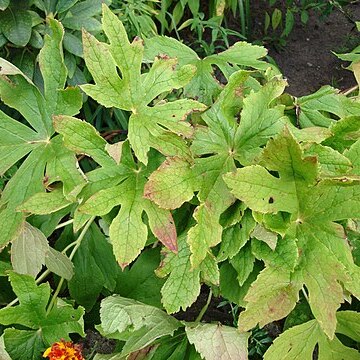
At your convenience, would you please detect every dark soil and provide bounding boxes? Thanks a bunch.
[174,285,235,325]
[251,1,360,96]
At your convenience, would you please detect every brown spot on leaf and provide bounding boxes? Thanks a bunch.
[235,86,244,97]
[268,197,274,204]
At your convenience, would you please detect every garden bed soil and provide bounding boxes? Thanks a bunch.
[251,1,360,96]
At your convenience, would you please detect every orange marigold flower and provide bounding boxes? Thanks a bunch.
[43,339,84,360]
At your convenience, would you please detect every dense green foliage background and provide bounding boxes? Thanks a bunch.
[0,1,360,359]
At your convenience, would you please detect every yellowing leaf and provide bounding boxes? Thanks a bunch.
[186,323,249,360]
[224,128,360,337]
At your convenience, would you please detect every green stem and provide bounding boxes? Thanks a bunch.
[46,216,96,315]
[195,289,213,323]
[55,219,74,230]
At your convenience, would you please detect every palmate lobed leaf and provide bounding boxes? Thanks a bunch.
[54,116,178,268]
[224,127,360,338]
[144,35,275,105]
[0,18,84,250]
[80,4,206,165]
[146,71,292,269]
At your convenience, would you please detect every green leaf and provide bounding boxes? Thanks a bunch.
[185,323,249,360]
[295,86,360,128]
[0,0,9,10]
[145,36,272,104]
[54,115,113,168]
[233,76,288,165]
[59,124,179,267]
[81,5,205,165]
[344,138,360,174]
[17,188,72,215]
[68,224,118,311]
[264,316,360,360]
[156,234,201,314]
[0,110,37,176]
[336,311,360,342]
[323,116,360,153]
[229,242,255,286]
[100,296,181,356]
[0,272,84,357]
[224,127,360,337]
[10,222,49,277]
[63,31,83,57]
[303,143,353,176]
[0,18,82,248]
[264,320,319,360]
[237,267,301,332]
[3,328,45,360]
[44,248,74,280]
[0,9,32,46]
[115,248,165,308]
[217,209,256,261]
[144,157,197,210]
[56,0,79,14]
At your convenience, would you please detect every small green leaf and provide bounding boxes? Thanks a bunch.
[11,222,49,277]
[44,248,74,280]
[54,115,113,168]
[303,144,353,176]
[230,243,255,286]
[295,86,360,128]
[156,234,201,314]
[336,311,360,342]
[218,209,256,261]
[63,31,83,57]
[271,8,282,30]
[188,204,223,268]
[17,188,72,215]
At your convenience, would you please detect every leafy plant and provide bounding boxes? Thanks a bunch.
[0,0,110,84]
[0,4,360,360]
